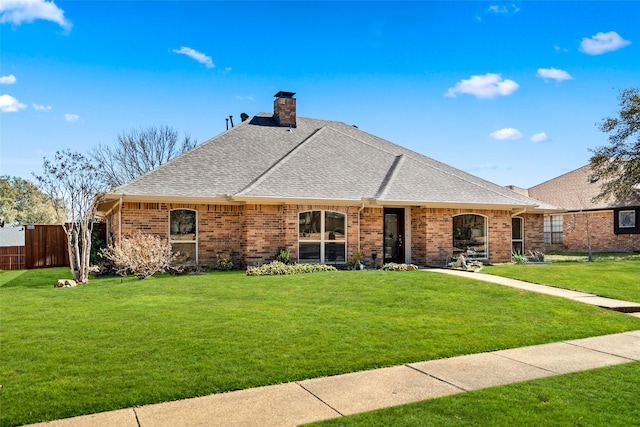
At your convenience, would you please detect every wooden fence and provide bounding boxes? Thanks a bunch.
[24,225,70,269]
[1,224,107,270]
[0,246,26,270]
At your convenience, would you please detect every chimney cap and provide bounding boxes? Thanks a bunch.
[274,91,296,99]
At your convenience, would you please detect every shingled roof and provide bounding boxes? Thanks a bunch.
[528,164,640,211]
[100,111,559,212]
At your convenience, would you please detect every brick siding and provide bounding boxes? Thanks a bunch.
[106,202,545,268]
[563,211,640,252]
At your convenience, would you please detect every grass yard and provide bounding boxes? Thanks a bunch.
[1,267,640,426]
[482,255,640,303]
[306,361,640,426]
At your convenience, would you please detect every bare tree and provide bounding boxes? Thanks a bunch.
[34,150,106,283]
[91,125,197,188]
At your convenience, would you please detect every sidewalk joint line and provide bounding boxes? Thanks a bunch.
[133,407,141,427]
[404,364,467,392]
[564,341,638,362]
[295,382,345,417]
[491,352,558,374]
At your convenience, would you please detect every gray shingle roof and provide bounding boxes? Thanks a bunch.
[104,113,560,211]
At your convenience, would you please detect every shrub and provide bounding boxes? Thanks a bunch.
[512,252,529,264]
[346,248,364,270]
[216,254,234,271]
[447,253,483,271]
[381,262,419,271]
[275,247,291,264]
[100,232,177,279]
[246,261,337,276]
[528,250,545,262]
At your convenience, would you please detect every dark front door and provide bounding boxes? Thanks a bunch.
[384,208,405,264]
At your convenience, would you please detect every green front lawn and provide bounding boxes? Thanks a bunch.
[307,361,640,426]
[1,268,639,426]
[482,257,640,303]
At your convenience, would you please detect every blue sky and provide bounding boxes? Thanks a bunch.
[1,1,637,189]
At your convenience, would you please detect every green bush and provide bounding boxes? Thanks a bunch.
[512,252,529,264]
[381,262,419,271]
[246,261,337,276]
[275,247,291,264]
[216,254,234,271]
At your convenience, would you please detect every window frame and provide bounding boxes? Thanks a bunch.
[298,210,347,264]
[614,207,640,234]
[544,214,563,244]
[169,208,198,264]
[452,213,488,259]
[511,216,524,254]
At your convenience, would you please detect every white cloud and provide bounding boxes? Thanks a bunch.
[0,94,26,112]
[536,67,573,82]
[530,132,549,143]
[64,113,79,122]
[235,95,254,101]
[0,74,17,84]
[445,73,519,99]
[487,4,520,15]
[579,31,631,55]
[490,128,523,140]
[554,45,568,53]
[33,103,52,111]
[172,46,214,68]
[0,0,72,31]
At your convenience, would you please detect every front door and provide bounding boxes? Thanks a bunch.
[384,208,405,264]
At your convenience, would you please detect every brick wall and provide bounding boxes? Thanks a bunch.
[360,207,384,268]
[563,211,640,252]
[108,201,543,268]
[522,213,545,254]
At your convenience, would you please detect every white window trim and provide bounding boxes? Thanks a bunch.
[298,210,347,264]
[169,208,198,264]
[453,213,489,260]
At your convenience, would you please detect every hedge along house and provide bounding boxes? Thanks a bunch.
[96,92,561,268]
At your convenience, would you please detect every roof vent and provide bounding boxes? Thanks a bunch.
[274,91,296,128]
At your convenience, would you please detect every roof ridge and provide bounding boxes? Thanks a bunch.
[375,155,405,200]
[236,126,326,196]
[324,122,541,206]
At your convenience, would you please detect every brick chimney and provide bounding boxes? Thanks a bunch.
[273,91,296,127]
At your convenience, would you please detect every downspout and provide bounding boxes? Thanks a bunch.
[357,202,365,251]
[118,195,123,245]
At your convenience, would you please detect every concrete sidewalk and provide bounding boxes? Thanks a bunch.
[28,331,640,427]
[28,272,640,427]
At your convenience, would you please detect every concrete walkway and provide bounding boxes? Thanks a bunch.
[28,272,640,427]
[427,268,640,315]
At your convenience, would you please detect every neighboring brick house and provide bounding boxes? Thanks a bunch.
[514,165,640,252]
[96,92,561,268]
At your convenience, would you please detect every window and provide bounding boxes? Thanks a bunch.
[544,215,563,244]
[512,217,524,254]
[614,207,640,234]
[299,211,346,263]
[170,209,197,264]
[453,214,487,258]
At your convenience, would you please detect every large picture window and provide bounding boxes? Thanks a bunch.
[299,211,346,263]
[544,215,563,244]
[170,209,197,264]
[453,214,487,258]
